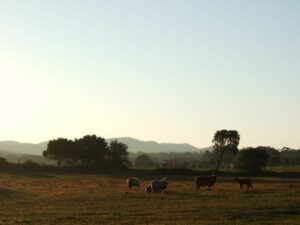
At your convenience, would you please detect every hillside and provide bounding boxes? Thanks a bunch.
[0,138,209,156]
[0,141,47,155]
[106,137,207,153]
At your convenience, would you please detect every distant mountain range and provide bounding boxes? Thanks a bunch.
[0,141,48,156]
[107,137,210,153]
[0,137,211,156]
[0,141,54,164]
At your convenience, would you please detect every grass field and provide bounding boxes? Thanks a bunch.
[0,173,299,225]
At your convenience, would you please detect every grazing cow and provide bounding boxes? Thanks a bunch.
[234,177,253,190]
[127,177,141,189]
[151,177,168,193]
[145,185,152,193]
[195,175,217,190]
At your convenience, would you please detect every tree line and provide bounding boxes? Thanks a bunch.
[42,135,129,170]
[199,145,300,172]
[131,130,300,173]
[0,131,298,174]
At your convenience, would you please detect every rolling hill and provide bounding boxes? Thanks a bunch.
[0,137,209,156]
[107,137,208,153]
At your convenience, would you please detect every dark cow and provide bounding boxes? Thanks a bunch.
[234,177,253,190]
[195,175,217,190]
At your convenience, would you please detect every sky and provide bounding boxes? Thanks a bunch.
[0,0,299,149]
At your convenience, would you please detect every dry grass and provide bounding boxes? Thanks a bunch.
[0,173,299,224]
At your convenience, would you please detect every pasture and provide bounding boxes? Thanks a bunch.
[0,173,299,224]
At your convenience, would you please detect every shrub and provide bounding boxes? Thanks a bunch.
[235,147,269,173]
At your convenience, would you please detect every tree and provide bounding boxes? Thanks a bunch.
[135,154,154,168]
[76,135,108,168]
[235,147,269,173]
[263,146,281,166]
[43,135,130,170]
[199,150,215,167]
[0,157,11,169]
[280,148,300,165]
[108,140,129,169]
[212,130,240,172]
[22,160,40,170]
[43,138,74,166]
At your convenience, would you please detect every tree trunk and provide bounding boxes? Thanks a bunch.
[215,148,225,175]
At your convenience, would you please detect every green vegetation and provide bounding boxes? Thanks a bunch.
[236,147,269,172]
[43,135,129,170]
[134,154,155,168]
[0,131,299,175]
[0,131,299,177]
[0,173,299,224]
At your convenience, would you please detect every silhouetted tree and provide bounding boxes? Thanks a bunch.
[0,157,11,169]
[43,135,131,171]
[212,130,240,172]
[280,148,300,165]
[235,147,269,173]
[0,157,7,164]
[43,138,74,166]
[135,154,154,168]
[76,135,108,168]
[263,146,282,166]
[108,140,129,169]
[22,160,40,170]
[199,150,215,167]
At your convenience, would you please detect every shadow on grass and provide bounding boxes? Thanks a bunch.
[269,209,299,216]
[142,190,228,201]
[11,172,55,179]
[0,187,20,197]
[2,167,300,180]
[105,168,300,180]
[227,208,299,222]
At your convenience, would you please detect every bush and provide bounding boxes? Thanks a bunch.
[0,157,12,169]
[235,147,269,173]
[134,154,155,168]
[22,160,41,169]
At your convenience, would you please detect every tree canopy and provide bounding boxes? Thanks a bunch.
[134,154,155,168]
[212,130,240,171]
[43,135,128,170]
[235,147,269,173]
[108,140,129,169]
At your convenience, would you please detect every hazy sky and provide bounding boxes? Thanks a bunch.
[0,0,299,149]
